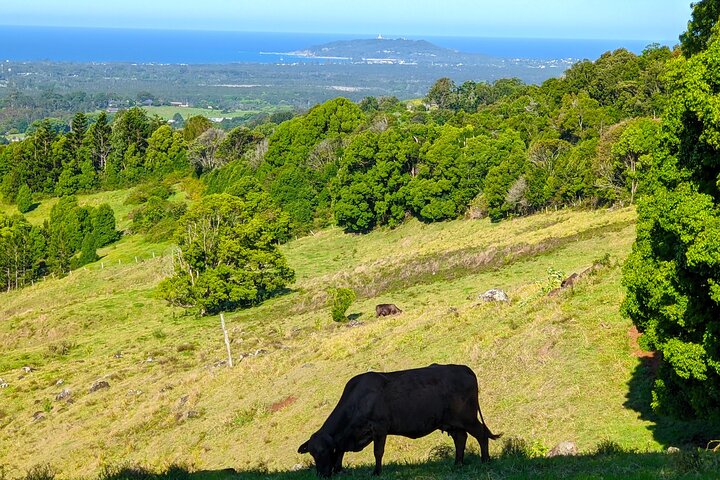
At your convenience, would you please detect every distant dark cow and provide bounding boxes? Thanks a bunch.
[375,304,402,317]
[560,273,580,288]
[298,364,500,477]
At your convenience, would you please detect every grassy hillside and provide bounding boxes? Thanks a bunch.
[0,205,715,479]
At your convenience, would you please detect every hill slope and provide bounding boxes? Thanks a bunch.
[0,206,704,478]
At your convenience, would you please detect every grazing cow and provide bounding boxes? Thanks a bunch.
[298,364,500,477]
[375,304,402,317]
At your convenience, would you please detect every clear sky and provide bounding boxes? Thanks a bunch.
[2,0,691,41]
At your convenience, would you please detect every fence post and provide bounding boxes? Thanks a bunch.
[220,313,233,368]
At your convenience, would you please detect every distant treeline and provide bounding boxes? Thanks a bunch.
[1,45,672,238]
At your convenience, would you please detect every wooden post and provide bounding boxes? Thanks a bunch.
[220,313,233,368]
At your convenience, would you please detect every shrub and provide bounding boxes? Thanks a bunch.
[500,437,548,459]
[124,182,173,205]
[16,184,33,213]
[593,439,626,455]
[22,464,54,480]
[327,287,356,322]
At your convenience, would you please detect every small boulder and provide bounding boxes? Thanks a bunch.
[55,388,72,401]
[480,289,510,303]
[22,366,35,374]
[32,411,46,422]
[55,379,64,386]
[0,378,8,388]
[547,441,578,457]
[347,320,364,328]
[88,380,110,393]
[667,446,680,454]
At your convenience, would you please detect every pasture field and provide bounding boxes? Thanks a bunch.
[141,106,260,121]
[1,203,717,479]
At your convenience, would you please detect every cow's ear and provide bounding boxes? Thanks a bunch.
[298,440,310,454]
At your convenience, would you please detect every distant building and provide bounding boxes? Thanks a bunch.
[170,101,189,107]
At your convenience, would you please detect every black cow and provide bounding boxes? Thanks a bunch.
[375,304,402,317]
[298,364,500,477]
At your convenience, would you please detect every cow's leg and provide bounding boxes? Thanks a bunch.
[450,430,467,465]
[333,450,345,473]
[468,421,490,463]
[372,434,386,476]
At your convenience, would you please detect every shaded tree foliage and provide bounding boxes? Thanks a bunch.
[623,29,720,418]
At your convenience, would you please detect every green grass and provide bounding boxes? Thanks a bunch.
[1,205,714,479]
[142,106,260,121]
[0,188,135,229]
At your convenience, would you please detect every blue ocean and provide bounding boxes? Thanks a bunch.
[0,25,673,63]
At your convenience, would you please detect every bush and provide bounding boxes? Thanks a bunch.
[593,439,626,455]
[327,287,356,322]
[22,464,54,480]
[124,182,173,205]
[499,437,548,459]
[129,197,186,239]
[16,184,33,213]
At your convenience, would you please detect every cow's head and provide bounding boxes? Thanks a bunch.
[298,432,337,478]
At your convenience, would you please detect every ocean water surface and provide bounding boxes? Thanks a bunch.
[0,26,673,63]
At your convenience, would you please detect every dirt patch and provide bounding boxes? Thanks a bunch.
[270,395,297,413]
[628,325,660,373]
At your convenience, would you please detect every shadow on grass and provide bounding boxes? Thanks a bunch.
[92,451,720,480]
[24,202,41,213]
[624,357,720,448]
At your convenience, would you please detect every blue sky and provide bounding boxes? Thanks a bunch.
[2,0,691,40]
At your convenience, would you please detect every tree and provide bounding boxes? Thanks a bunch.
[217,126,263,163]
[327,287,356,322]
[15,184,33,213]
[426,77,457,110]
[91,203,119,247]
[189,128,227,174]
[75,231,99,267]
[622,29,720,418]
[158,193,294,315]
[90,111,111,172]
[68,112,88,154]
[46,196,85,274]
[680,0,720,57]
[171,112,185,129]
[183,115,213,141]
[0,213,46,291]
[145,124,188,175]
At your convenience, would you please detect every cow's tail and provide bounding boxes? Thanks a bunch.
[478,406,502,440]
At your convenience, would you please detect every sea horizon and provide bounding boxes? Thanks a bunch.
[0,25,675,64]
